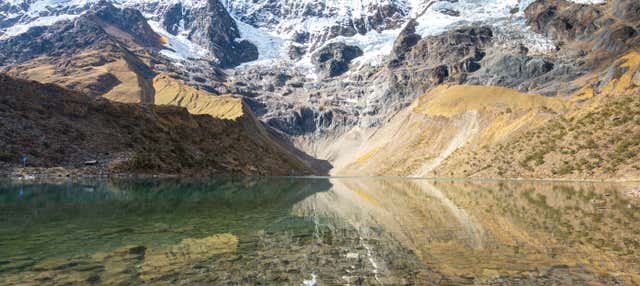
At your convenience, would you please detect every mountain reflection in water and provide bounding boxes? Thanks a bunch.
[0,178,638,285]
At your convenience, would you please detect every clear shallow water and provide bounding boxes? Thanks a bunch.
[0,178,639,285]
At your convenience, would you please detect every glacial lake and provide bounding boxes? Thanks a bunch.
[0,178,639,285]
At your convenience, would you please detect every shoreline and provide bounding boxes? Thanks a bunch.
[3,166,640,183]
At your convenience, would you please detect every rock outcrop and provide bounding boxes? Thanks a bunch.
[172,0,257,67]
[312,43,363,78]
[525,0,639,53]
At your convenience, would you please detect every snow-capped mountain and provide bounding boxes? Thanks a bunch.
[3,0,639,181]
[0,0,604,67]
[0,0,616,70]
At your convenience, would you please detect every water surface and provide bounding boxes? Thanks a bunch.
[1,178,639,285]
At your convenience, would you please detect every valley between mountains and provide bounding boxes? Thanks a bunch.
[0,0,639,179]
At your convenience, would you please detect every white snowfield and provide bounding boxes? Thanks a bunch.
[0,0,607,63]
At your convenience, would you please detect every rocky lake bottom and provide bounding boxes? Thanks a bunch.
[0,177,639,285]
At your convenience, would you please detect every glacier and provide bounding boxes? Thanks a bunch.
[0,0,607,64]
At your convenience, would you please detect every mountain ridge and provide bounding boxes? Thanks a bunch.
[0,73,314,176]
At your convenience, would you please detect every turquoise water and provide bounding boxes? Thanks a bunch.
[0,178,639,285]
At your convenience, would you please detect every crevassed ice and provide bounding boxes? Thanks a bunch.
[235,17,287,63]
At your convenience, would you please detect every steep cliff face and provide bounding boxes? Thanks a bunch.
[0,74,312,176]
[153,0,258,67]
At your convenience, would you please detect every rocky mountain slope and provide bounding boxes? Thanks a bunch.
[0,0,639,178]
[333,0,640,179]
[0,74,312,176]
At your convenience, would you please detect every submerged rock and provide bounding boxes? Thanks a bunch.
[141,234,238,282]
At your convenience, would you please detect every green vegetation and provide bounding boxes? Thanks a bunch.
[461,90,640,178]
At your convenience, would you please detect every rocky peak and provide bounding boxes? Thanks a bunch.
[0,1,162,65]
[89,0,163,48]
[223,0,410,58]
[175,0,257,67]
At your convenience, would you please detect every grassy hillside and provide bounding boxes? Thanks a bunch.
[153,73,243,120]
[337,50,640,180]
[435,52,640,179]
[335,85,566,176]
[0,74,311,176]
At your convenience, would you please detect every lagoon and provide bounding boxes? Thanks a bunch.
[1,178,638,285]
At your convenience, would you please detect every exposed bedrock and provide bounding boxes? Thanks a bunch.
[167,0,257,68]
[312,43,364,78]
[525,0,639,52]
[225,0,409,52]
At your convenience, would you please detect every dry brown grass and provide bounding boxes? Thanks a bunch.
[153,74,244,120]
[435,52,640,179]
[336,85,564,177]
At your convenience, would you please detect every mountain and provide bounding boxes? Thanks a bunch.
[0,74,313,176]
[332,0,640,179]
[0,0,639,178]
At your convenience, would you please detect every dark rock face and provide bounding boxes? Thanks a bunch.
[267,107,333,136]
[184,0,258,68]
[288,45,307,61]
[525,0,611,44]
[312,43,363,78]
[162,3,184,35]
[394,26,493,85]
[392,19,421,57]
[612,0,640,22]
[468,53,557,91]
[90,1,162,48]
[0,20,109,66]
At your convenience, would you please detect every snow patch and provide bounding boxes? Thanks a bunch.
[0,14,81,40]
[414,0,521,37]
[235,18,287,64]
[337,27,403,67]
[147,20,209,61]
